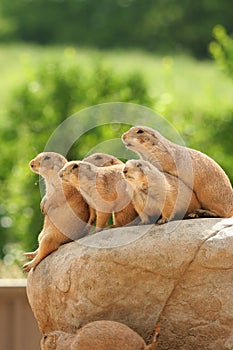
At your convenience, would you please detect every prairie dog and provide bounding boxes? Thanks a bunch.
[122,126,233,218]
[41,320,159,350]
[82,153,124,229]
[83,152,123,167]
[123,159,202,224]
[59,161,138,231]
[23,152,89,272]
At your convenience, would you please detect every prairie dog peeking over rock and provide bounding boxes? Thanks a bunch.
[83,152,123,167]
[123,159,201,224]
[23,152,89,272]
[59,161,137,231]
[122,126,233,218]
[41,320,159,350]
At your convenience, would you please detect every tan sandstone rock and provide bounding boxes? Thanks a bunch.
[27,218,233,350]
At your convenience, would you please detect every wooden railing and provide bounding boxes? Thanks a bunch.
[0,279,41,350]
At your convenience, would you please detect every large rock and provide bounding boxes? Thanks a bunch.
[27,218,233,350]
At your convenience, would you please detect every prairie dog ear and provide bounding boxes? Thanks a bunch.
[50,158,66,172]
[66,161,81,171]
[82,162,94,171]
[72,163,79,170]
[57,157,67,168]
[136,128,144,134]
[70,162,92,177]
[41,333,57,350]
[136,162,143,168]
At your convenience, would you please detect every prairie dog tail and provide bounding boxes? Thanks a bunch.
[145,325,160,350]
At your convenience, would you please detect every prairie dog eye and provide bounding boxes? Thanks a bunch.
[95,155,102,160]
[72,164,79,170]
[44,156,51,161]
[136,129,144,134]
[137,162,143,168]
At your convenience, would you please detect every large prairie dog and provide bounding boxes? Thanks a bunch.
[23,152,89,272]
[41,320,159,350]
[123,159,202,224]
[122,126,233,218]
[59,161,138,231]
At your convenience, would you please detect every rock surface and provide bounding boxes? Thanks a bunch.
[27,218,233,350]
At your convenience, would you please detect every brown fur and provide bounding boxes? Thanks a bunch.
[59,161,138,232]
[23,152,89,272]
[123,159,202,224]
[83,152,123,167]
[41,320,159,350]
[122,126,233,218]
[82,153,124,229]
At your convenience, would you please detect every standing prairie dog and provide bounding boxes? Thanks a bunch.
[41,320,159,350]
[59,161,138,231]
[123,159,202,224]
[82,153,124,230]
[23,152,89,272]
[122,126,233,218]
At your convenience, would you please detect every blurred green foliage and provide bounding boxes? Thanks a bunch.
[209,25,233,79]
[1,0,233,57]
[208,26,233,181]
[0,54,152,263]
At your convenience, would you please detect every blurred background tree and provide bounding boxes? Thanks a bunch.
[0,0,233,275]
[208,25,233,181]
[1,0,233,57]
[210,25,233,78]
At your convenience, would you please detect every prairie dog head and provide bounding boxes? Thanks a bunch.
[41,331,71,350]
[122,126,167,155]
[41,332,57,350]
[59,161,95,188]
[123,159,153,190]
[29,152,67,178]
[83,153,123,167]
[123,159,167,205]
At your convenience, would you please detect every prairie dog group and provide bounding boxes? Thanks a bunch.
[25,126,233,270]
[24,152,134,271]
[59,161,137,231]
[41,320,159,350]
[122,126,233,218]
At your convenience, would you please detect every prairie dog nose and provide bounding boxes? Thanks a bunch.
[29,160,35,168]
[122,132,126,140]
